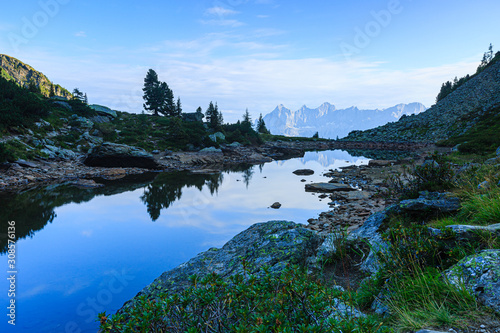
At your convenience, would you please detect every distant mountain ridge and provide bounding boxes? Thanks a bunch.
[343,56,500,143]
[262,102,427,138]
[0,54,72,99]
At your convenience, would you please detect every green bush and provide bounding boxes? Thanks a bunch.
[99,266,390,333]
[387,152,455,199]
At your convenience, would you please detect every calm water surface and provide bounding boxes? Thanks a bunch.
[0,150,369,332]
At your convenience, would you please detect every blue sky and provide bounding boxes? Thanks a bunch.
[1,0,499,122]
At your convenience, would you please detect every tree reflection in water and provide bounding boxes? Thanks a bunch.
[0,165,260,252]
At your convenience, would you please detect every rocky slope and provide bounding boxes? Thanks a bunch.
[0,54,72,99]
[262,102,426,138]
[343,59,500,143]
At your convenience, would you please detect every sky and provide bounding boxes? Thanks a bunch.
[1,0,499,122]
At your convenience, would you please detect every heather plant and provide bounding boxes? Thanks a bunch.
[98,265,390,333]
[387,152,455,199]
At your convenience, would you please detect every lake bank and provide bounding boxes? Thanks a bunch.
[0,140,431,192]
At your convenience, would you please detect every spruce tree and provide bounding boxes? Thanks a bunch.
[256,113,269,134]
[175,97,182,117]
[242,108,251,125]
[206,101,222,130]
[143,69,163,116]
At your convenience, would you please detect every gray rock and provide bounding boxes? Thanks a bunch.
[397,191,460,214]
[152,150,160,154]
[15,160,38,168]
[200,147,223,153]
[52,101,72,110]
[34,119,51,128]
[89,104,118,118]
[209,132,225,142]
[270,202,281,209]
[416,330,448,333]
[305,183,356,192]
[70,115,94,129]
[81,131,103,146]
[84,142,161,169]
[478,180,490,190]
[293,169,315,175]
[90,115,111,124]
[445,250,500,313]
[41,145,78,160]
[347,209,392,274]
[497,146,500,156]
[227,142,242,147]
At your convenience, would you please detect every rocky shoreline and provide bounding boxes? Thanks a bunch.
[0,140,429,193]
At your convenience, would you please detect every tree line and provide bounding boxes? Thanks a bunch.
[436,44,499,103]
[141,69,270,135]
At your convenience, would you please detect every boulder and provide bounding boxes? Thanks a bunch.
[305,183,356,192]
[41,145,78,160]
[445,250,500,313]
[270,202,281,209]
[70,114,94,129]
[346,209,392,274]
[396,191,460,214]
[89,104,118,118]
[84,143,161,169]
[293,169,315,175]
[209,132,225,142]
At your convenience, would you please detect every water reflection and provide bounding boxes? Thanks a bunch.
[140,171,224,221]
[0,166,260,252]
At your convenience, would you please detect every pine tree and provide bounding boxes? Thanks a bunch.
[175,97,182,117]
[143,69,163,116]
[216,103,224,126]
[242,108,252,131]
[49,83,55,97]
[256,113,270,134]
[72,88,84,101]
[206,101,222,130]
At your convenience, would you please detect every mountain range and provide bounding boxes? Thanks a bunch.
[262,102,427,139]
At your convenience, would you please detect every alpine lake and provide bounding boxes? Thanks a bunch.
[0,149,376,332]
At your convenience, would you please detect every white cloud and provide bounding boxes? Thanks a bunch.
[205,6,239,17]
[74,31,87,37]
[12,43,479,123]
[200,19,245,27]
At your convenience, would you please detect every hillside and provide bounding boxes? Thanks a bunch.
[343,57,500,143]
[0,54,72,99]
[263,102,426,138]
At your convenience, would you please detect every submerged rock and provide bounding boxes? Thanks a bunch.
[270,202,282,209]
[305,182,356,192]
[84,143,161,169]
[293,169,314,175]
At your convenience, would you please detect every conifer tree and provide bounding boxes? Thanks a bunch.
[256,113,270,134]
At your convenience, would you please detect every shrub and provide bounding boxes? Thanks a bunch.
[99,265,390,333]
[387,152,455,199]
